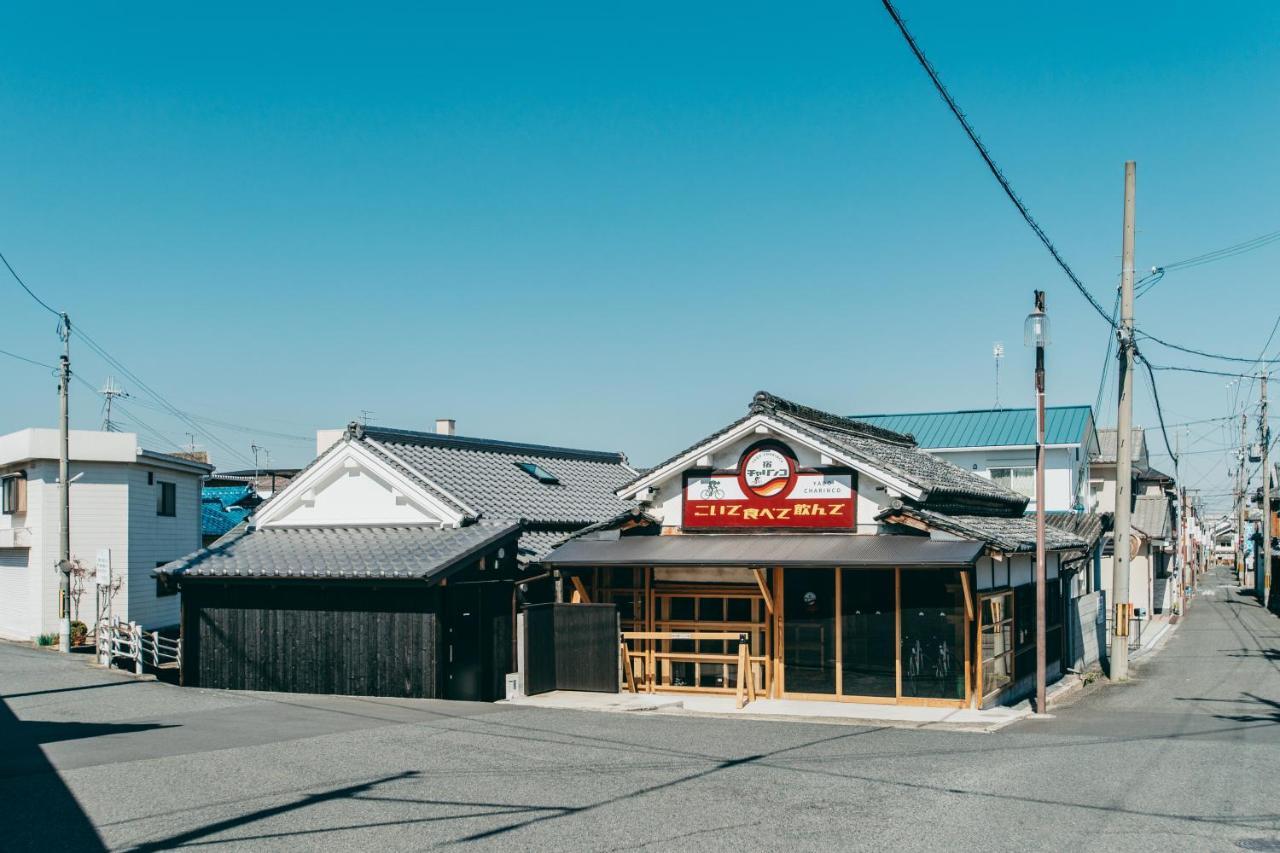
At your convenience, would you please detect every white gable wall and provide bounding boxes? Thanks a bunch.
[642,427,900,533]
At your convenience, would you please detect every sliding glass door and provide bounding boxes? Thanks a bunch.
[782,568,836,694]
[840,569,896,698]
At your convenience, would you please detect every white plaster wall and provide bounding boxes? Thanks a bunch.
[268,466,443,527]
[0,467,41,641]
[127,463,203,628]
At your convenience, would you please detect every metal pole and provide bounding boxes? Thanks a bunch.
[1034,290,1047,712]
[1239,412,1248,586]
[1111,161,1136,682]
[58,314,72,653]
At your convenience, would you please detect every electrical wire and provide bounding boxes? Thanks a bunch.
[880,0,1116,328]
[1136,330,1280,365]
[0,347,56,371]
[1136,353,1178,468]
[0,248,61,317]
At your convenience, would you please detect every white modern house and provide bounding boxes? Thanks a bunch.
[0,428,210,642]
[851,406,1100,514]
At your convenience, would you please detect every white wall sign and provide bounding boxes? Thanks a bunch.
[95,549,111,586]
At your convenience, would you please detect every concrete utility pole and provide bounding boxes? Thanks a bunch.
[1238,412,1248,586]
[1261,371,1272,608]
[1110,161,1136,682]
[58,314,72,653]
[1031,291,1048,713]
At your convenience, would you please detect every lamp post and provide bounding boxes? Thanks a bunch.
[1025,291,1049,713]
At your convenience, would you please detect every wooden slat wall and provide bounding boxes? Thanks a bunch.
[185,582,443,699]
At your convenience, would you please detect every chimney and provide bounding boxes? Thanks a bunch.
[435,418,456,437]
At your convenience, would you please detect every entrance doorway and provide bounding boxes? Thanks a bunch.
[444,585,483,700]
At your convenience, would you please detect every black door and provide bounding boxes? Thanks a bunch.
[445,585,484,700]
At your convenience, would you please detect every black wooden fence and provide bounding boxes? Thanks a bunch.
[523,603,618,695]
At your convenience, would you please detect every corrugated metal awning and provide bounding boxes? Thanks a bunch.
[542,534,983,568]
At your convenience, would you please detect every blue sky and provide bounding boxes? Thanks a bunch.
[2,2,1277,509]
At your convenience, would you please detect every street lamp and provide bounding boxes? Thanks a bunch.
[1025,290,1049,714]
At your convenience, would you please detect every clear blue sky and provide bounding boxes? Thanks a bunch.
[2,2,1277,510]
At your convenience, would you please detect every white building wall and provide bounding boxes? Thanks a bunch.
[0,468,41,641]
[930,446,1083,513]
[127,464,203,628]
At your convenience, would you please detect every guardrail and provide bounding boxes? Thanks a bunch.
[97,619,180,674]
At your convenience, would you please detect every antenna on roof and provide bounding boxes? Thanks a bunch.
[993,342,1005,408]
[360,409,375,426]
[100,376,128,431]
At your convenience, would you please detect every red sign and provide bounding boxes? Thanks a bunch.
[683,442,855,530]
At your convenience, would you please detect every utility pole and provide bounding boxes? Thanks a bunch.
[1238,411,1248,586]
[1028,292,1048,712]
[1262,371,1272,608]
[1110,161,1136,682]
[58,314,72,653]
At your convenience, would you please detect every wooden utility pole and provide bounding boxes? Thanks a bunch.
[58,314,72,653]
[1110,161,1136,682]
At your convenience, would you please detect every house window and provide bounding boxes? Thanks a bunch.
[1,475,26,514]
[157,482,177,516]
[514,462,559,484]
[979,591,1015,700]
[990,467,1036,499]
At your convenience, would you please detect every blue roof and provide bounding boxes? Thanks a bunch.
[201,493,252,537]
[850,406,1097,450]
[202,485,253,509]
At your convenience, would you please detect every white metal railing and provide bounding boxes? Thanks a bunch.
[96,618,180,674]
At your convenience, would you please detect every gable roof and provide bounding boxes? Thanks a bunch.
[849,405,1096,450]
[201,499,251,539]
[356,426,636,528]
[1132,494,1173,540]
[624,391,1028,515]
[1095,428,1148,465]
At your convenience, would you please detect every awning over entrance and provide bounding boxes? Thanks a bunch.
[542,534,983,568]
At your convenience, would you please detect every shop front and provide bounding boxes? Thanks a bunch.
[541,390,1083,711]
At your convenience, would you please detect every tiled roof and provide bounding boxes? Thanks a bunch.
[1046,511,1105,549]
[881,505,1088,552]
[159,521,520,580]
[201,499,251,539]
[850,406,1096,450]
[360,427,636,527]
[202,485,254,508]
[622,392,1028,514]
[1132,494,1172,540]
[1095,428,1148,464]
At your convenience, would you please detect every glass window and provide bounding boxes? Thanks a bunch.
[514,462,559,484]
[156,482,176,517]
[901,570,966,700]
[990,467,1036,499]
[1,475,25,514]
[841,569,896,698]
[784,568,836,694]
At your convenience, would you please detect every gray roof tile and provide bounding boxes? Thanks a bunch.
[158,522,520,580]
[881,505,1088,552]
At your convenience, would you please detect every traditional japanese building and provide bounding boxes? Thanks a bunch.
[542,392,1088,709]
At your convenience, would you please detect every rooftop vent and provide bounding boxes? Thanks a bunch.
[435,418,456,437]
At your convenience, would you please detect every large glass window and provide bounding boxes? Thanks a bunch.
[900,570,966,700]
[784,568,836,694]
[990,467,1036,499]
[840,569,896,698]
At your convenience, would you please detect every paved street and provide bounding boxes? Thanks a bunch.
[3,565,1278,852]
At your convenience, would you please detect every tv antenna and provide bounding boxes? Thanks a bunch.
[993,342,1005,408]
[100,377,129,431]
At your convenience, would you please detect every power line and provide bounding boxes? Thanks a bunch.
[1146,363,1261,380]
[1160,228,1280,272]
[1137,353,1178,468]
[0,347,56,371]
[1136,330,1280,365]
[0,248,61,317]
[880,0,1116,328]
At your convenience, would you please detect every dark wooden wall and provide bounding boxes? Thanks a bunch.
[182,582,442,699]
[524,603,618,695]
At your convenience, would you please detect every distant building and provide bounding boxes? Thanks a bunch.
[850,406,1099,514]
[0,428,210,641]
[200,484,256,546]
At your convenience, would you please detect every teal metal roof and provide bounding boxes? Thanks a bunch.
[850,406,1096,450]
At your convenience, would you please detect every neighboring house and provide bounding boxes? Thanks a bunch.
[544,392,1087,710]
[200,484,256,546]
[850,406,1099,514]
[205,467,299,501]
[159,419,636,701]
[1093,427,1179,623]
[0,428,210,641]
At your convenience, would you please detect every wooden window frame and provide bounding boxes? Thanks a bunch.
[1,474,27,515]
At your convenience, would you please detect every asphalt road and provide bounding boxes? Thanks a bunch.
[3,565,1278,852]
